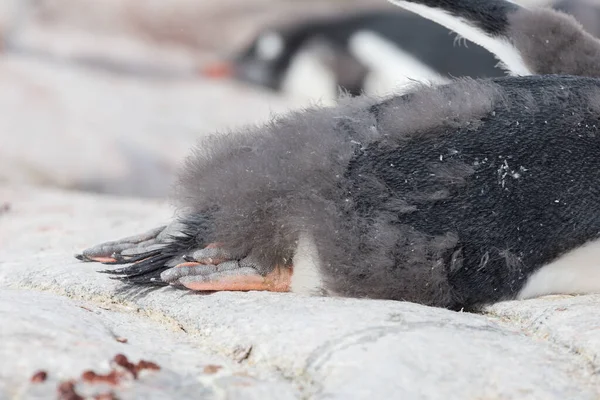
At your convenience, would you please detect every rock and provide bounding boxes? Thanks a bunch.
[1,184,600,398]
[486,295,600,368]
[0,288,298,400]
[0,0,327,198]
[0,55,304,197]
[8,0,393,53]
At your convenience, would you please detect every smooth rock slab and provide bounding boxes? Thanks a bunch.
[2,185,600,399]
[0,54,304,198]
[487,295,600,369]
[0,288,297,400]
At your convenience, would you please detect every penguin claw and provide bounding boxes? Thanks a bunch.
[77,219,293,292]
[75,225,167,265]
[75,253,119,264]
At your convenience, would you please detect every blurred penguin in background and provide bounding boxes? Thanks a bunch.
[202,0,600,104]
[201,10,506,104]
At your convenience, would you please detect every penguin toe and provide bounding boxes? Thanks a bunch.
[181,243,233,265]
[161,256,292,292]
[75,225,167,264]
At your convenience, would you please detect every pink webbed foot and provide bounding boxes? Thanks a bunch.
[161,244,293,292]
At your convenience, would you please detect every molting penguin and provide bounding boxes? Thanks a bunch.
[201,10,506,102]
[78,0,600,310]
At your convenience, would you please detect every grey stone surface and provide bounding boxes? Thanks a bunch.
[487,295,600,369]
[0,288,298,400]
[4,0,392,54]
[2,185,600,399]
[0,54,305,198]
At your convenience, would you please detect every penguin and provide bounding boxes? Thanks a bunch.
[554,0,600,39]
[78,0,600,310]
[201,0,600,102]
[201,10,506,102]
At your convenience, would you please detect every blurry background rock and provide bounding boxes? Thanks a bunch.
[0,0,598,197]
[5,0,392,55]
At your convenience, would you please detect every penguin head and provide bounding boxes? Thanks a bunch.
[200,23,368,101]
[230,29,290,90]
[200,28,306,91]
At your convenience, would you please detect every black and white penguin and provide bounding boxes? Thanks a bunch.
[201,10,506,102]
[78,0,600,310]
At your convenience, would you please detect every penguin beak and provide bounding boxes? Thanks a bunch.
[199,61,235,79]
[200,58,280,90]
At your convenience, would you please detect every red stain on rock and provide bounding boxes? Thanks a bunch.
[81,370,122,386]
[52,353,161,400]
[136,360,160,372]
[31,370,48,383]
[113,354,137,378]
[113,354,161,379]
[93,391,118,400]
[57,380,84,400]
[203,365,223,374]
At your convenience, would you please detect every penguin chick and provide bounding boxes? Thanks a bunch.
[78,0,600,310]
[77,77,600,310]
[554,0,600,39]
